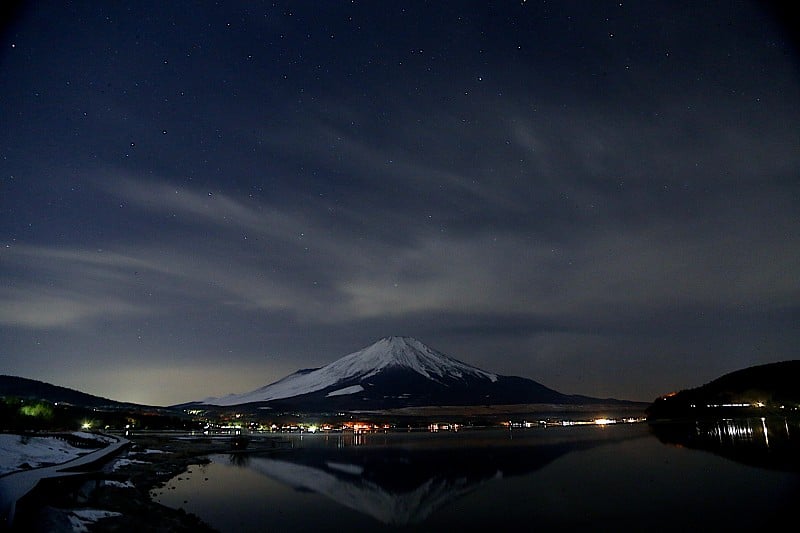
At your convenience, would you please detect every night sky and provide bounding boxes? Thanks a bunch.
[2,1,798,406]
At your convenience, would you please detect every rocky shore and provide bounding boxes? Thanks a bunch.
[11,433,288,532]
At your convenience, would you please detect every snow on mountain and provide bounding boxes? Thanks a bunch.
[204,336,497,406]
[326,385,365,397]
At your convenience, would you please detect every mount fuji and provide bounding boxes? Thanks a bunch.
[197,336,628,410]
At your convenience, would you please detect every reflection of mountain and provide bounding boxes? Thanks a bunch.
[239,431,639,525]
[650,417,800,472]
[247,456,488,525]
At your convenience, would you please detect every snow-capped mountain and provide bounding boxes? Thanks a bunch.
[206,336,496,406]
[199,336,623,409]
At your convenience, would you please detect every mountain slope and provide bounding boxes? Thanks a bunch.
[646,360,800,420]
[200,336,628,410]
[209,336,497,406]
[0,375,138,408]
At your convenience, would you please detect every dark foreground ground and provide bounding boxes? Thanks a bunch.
[10,433,289,532]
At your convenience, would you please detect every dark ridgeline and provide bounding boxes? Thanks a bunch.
[646,360,800,472]
[0,375,199,432]
[0,375,134,408]
[645,360,800,420]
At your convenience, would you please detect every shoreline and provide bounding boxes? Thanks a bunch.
[7,422,647,531]
[11,433,288,532]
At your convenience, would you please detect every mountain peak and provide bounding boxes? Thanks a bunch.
[380,335,419,342]
[342,337,498,383]
[369,336,436,356]
[375,336,424,348]
[203,337,498,406]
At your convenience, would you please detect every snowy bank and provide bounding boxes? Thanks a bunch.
[68,509,122,532]
[0,434,87,476]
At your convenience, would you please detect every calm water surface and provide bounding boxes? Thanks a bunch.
[153,422,799,532]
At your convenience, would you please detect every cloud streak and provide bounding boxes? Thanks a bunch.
[6,167,796,337]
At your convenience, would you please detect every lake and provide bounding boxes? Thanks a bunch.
[152,419,799,532]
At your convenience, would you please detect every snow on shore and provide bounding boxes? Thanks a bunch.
[69,509,122,532]
[0,432,113,476]
[110,458,150,471]
[0,434,86,475]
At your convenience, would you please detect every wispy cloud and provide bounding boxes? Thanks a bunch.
[0,285,146,328]
[108,175,305,239]
[6,166,797,335]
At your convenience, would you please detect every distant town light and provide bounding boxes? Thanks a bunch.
[81,421,92,430]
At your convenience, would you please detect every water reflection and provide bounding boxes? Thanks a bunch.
[228,452,251,467]
[649,416,800,472]
[223,427,642,526]
[155,425,799,531]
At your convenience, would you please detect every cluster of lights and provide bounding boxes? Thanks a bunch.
[594,418,616,425]
[428,423,460,432]
[186,412,655,436]
[502,417,645,428]
[345,422,377,433]
[503,421,542,428]
[690,401,769,409]
[194,421,397,434]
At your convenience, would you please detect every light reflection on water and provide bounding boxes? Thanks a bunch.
[153,423,799,532]
[651,416,800,472]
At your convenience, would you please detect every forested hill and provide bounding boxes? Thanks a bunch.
[0,374,141,408]
[646,360,800,420]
